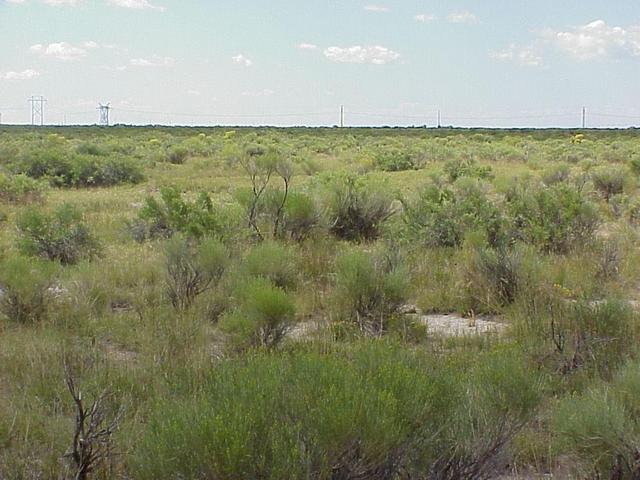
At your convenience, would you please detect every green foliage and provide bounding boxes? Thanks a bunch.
[13,150,143,187]
[243,241,297,290]
[165,145,189,164]
[164,236,228,310]
[17,204,100,265]
[0,172,45,203]
[324,174,395,242]
[552,359,640,478]
[333,247,409,333]
[220,277,296,350]
[444,157,493,181]
[0,256,56,323]
[374,151,417,172]
[591,165,626,201]
[463,241,531,313]
[508,182,598,254]
[132,344,541,479]
[134,187,243,241]
[402,178,505,248]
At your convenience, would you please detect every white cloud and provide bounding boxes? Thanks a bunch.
[364,5,389,13]
[447,11,478,24]
[490,44,544,67]
[544,20,640,60]
[129,55,175,67]
[30,42,87,61]
[0,69,40,80]
[414,13,436,23]
[106,0,165,12]
[297,43,318,51]
[241,89,275,97]
[5,0,27,3]
[187,89,201,96]
[232,54,253,66]
[323,45,400,64]
[43,0,83,6]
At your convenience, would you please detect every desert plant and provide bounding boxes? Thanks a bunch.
[325,174,395,242]
[165,236,228,310]
[333,247,409,334]
[0,172,45,203]
[220,277,296,350]
[17,204,100,264]
[0,256,56,323]
[592,165,625,201]
[444,158,493,182]
[243,241,297,291]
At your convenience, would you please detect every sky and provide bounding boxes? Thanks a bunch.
[0,0,639,127]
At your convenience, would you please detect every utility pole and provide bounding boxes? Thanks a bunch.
[437,110,441,128]
[98,103,111,126]
[340,105,344,128]
[28,95,46,126]
[582,106,586,129]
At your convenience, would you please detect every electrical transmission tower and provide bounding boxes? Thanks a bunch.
[98,103,111,126]
[28,95,46,126]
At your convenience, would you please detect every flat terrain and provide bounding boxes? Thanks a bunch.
[1,126,639,479]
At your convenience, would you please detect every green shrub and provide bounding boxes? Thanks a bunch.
[166,146,189,164]
[375,151,417,172]
[0,172,45,203]
[220,277,296,350]
[444,157,493,181]
[463,242,529,313]
[508,182,598,254]
[552,359,640,478]
[134,187,243,241]
[591,165,626,201]
[333,248,409,333]
[540,163,571,186]
[402,178,505,248]
[279,191,323,242]
[244,241,297,291]
[0,256,56,323]
[165,236,228,310]
[324,174,395,242]
[17,204,100,265]
[132,344,541,479]
[14,151,143,187]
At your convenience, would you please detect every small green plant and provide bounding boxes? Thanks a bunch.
[134,187,243,241]
[591,165,626,201]
[0,172,45,203]
[166,146,189,164]
[508,182,598,254]
[333,248,408,334]
[444,157,493,181]
[17,204,100,265]
[324,174,395,242]
[375,151,417,172]
[220,277,296,350]
[243,241,297,291]
[165,236,228,310]
[0,256,56,323]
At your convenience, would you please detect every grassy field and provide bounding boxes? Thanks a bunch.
[1,125,640,479]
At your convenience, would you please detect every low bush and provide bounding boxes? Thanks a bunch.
[324,174,395,242]
[508,182,598,254]
[220,277,296,350]
[402,178,505,248]
[591,165,626,201]
[132,344,541,479]
[333,248,409,334]
[375,151,417,172]
[552,359,640,479]
[133,187,244,241]
[14,151,143,187]
[278,191,323,242]
[0,256,56,323]
[0,172,45,203]
[444,157,493,181]
[165,146,189,164]
[164,236,228,310]
[17,204,100,265]
[243,241,297,291]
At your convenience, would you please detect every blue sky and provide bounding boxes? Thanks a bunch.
[1,0,639,127]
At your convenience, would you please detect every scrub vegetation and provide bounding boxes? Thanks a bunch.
[1,125,640,479]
